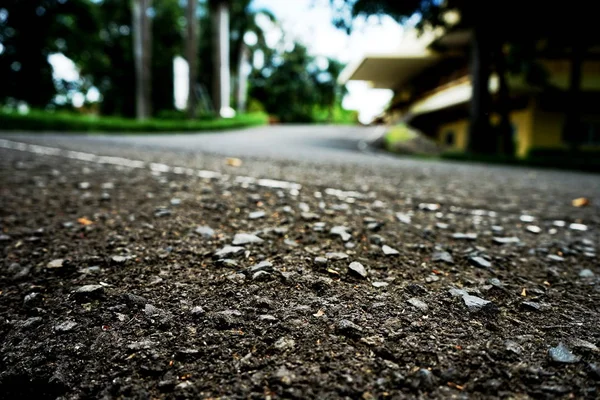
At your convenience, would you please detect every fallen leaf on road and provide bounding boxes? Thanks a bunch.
[78,217,93,226]
[448,382,465,390]
[225,157,242,167]
[572,197,589,207]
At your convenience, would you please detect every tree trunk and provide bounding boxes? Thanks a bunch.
[132,0,152,120]
[212,0,230,117]
[467,24,493,154]
[495,43,514,157]
[563,43,584,151]
[142,0,152,117]
[235,44,249,113]
[186,0,198,119]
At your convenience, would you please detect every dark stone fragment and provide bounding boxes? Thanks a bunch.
[405,283,428,296]
[336,319,363,337]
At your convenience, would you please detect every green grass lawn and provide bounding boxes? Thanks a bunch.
[383,123,417,150]
[0,110,268,133]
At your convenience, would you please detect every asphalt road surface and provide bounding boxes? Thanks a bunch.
[2,125,599,210]
[1,126,599,398]
[1,125,389,165]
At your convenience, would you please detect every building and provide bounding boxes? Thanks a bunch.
[340,30,600,159]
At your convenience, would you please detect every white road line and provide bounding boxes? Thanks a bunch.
[0,138,311,193]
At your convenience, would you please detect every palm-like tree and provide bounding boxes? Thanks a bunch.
[186,0,198,118]
[132,0,152,120]
[229,0,276,113]
[208,0,231,116]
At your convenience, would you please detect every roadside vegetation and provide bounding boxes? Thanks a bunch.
[383,124,600,172]
[0,109,268,133]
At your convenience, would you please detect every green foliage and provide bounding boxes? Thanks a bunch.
[249,43,350,123]
[383,124,416,150]
[0,0,183,117]
[2,0,352,125]
[197,0,276,110]
[312,105,358,125]
[155,109,217,121]
[0,0,98,107]
[0,109,268,133]
[77,0,183,117]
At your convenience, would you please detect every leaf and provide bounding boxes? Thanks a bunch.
[572,197,590,207]
[77,217,93,226]
[225,157,243,167]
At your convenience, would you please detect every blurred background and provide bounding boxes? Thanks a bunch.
[1,0,599,169]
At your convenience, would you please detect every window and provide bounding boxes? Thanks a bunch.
[582,122,600,145]
[564,121,600,145]
[445,130,455,146]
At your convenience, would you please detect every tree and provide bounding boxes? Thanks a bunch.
[249,43,347,123]
[209,0,231,116]
[186,0,198,118]
[76,0,182,117]
[229,0,276,113]
[0,0,98,108]
[132,0,152,120]
[151,0,184,115]
[317,58,348,122]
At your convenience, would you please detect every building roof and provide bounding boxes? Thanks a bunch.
[338,50,441,89]
[338,29,445,89]
[408,75,499,118]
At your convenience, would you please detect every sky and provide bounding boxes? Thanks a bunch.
[250,0,404,122]
[51,0,406,122]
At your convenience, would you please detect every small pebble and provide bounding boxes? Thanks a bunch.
[549,343,580,363]
[432,251,454,264]
[493,236,520,245]
[382,245,399,255]
[215,246,245,258]
[372,281,389,288]
[326,252,348,260]
[469,256,492,269]
[249,211,266,220]
[579,269,595,278]
[314,257,328,266]
[407,298,428,312]
[348,262,368,278]
[452,232,478,240]
[232,233,263,245]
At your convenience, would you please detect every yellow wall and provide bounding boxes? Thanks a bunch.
[512,109,533,158]
[529,109,600,153]
[542,60,600,91]
[530,109,565,152]
[436,108,533,157]
[437,120,468,151]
